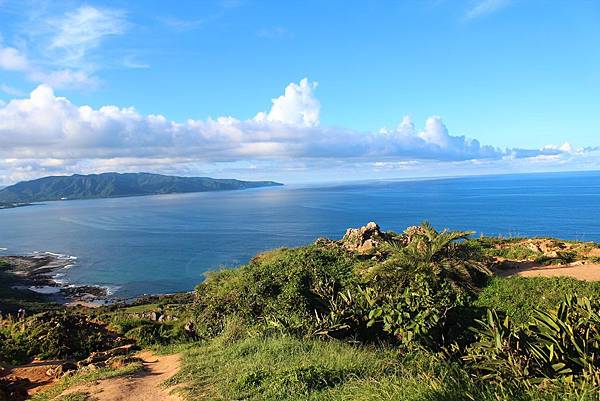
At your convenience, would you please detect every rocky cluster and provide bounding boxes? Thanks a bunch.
[129,310,178,323]
[73,343,141,373]
[340,222,392,254]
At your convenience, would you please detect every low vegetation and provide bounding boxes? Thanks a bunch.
[2,222,600,400]
[0,258,60,315]
[0,311,124,365]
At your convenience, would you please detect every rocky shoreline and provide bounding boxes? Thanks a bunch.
[0,202,32,210]
[0,254,110,306]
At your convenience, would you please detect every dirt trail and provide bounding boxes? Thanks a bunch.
[499,262,600,281]
[62,351,182,401]
[2,359,63,395]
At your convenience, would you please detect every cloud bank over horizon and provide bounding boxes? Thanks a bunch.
[0,78,596,185]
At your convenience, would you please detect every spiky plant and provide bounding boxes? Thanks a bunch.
[392,222,491,287]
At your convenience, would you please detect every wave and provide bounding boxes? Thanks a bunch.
[103,285,121,296]
[38,251,78,261]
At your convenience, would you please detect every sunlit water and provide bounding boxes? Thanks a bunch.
[1,171,599,298]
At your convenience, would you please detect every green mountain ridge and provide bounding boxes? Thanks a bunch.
[0,172,283,203]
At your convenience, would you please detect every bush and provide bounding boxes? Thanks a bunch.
[0,311,120,364]
[464,295,600,388]
[192,245,358,338]
[122,320,193,347]
[363,273,466,347]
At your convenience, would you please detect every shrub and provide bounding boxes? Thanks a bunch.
[464,295,600,388]
[123,320,192,347]
[0,311,119,364]
[363,273,466,347]
[192,245,358,338]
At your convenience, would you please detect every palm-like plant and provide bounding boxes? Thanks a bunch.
[394,222,491,285]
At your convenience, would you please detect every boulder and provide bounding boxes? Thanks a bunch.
[77,343,139,369]
[106,355,142,369]
[341,222,390,254]
[46,361,78,378]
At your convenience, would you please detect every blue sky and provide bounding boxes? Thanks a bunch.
[0,0,599,184]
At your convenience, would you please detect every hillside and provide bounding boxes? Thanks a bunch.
[2,223,600,400]
[0,173,283,203]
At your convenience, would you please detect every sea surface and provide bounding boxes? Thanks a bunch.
[1,171,600,298]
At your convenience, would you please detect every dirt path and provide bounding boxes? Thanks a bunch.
[2,359,63,395]
[62,351,182,401]
[499,262,600,281]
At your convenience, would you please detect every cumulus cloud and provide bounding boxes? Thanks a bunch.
[0,78,592,184]
[255,78,320,127]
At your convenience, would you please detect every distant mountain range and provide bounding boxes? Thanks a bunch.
[0,173,283,203]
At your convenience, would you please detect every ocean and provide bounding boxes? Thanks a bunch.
[1,171,599,298]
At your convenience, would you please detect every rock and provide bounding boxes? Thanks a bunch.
[0,377,30,401]
[341,222,390,254]
[403,225,426,241]
[46,361,78,378]
[78,343,139,368]
[314,237,336,247]
[105,356,142,369]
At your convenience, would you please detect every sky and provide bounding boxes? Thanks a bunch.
[0,0,599,185]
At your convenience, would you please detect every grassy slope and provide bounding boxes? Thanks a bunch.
[11,234,600,400]
[161,275,600,401]
[475,276,600,324]
[166,332,597,401]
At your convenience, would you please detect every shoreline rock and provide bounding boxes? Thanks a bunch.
[0,255,109,307]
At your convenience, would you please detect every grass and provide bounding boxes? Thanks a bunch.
[474,276,600,324]
[164,332,599,401]
[119,303,160,314]
[5,228,600,401]
[53,392,96,401]
[29,361,143,401]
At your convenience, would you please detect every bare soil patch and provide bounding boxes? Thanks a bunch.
[60,351,182,401]
[498,261,600,281]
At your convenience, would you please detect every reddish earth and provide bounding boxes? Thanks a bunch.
[1,359,63,395]
[60,351,182,401]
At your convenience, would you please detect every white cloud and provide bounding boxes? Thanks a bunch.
[47,6,127,67]
[465,0,511,20]
[0,78,592,184]
[255,78,320,127]
[0,45,29,71]
[28,69,99,90]
[0,5,128,90]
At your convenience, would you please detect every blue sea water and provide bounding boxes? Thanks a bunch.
[1,171,599,298]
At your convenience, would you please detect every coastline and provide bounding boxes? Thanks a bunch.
[0,202,33,210]
[0,254,113,307]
